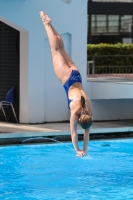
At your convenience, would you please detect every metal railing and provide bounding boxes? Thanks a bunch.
[87,55,133,80]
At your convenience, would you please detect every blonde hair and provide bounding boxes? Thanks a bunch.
[79,96,92,129]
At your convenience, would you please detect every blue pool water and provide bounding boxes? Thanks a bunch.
[0,139,133,200]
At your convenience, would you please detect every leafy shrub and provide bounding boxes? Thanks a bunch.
[87,43,133,66]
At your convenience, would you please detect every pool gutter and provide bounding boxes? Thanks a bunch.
[0,126,133,145]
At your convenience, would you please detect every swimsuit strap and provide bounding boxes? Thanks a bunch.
[70,97,90,111]
[70,91,92,116]
[72,97,89,102]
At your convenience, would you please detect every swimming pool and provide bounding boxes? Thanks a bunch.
[0,139,133,200]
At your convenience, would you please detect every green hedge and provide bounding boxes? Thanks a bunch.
[87,43,133,66]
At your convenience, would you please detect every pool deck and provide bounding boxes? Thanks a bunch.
[0,120,133,145]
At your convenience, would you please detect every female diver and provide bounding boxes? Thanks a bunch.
[40,11,93,157]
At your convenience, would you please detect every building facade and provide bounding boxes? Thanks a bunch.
[88,0,133,121]
[88,0,133,44]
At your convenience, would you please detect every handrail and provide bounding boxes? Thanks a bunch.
[87,55,133,79]
[88,55,133,57]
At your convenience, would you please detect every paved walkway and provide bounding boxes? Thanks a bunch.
[0,120,133,145]
[0,120,133,134]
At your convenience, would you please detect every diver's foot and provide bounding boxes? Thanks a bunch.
[40,11,51,25]
[76,150,86,157]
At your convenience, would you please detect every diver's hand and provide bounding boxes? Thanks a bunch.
[76,150,86,157]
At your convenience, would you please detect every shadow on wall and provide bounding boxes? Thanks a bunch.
[61,0,72,4]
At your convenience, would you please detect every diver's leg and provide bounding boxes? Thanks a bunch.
[51,26,79,71]
[40,12,78,70]
[40,11,72,84]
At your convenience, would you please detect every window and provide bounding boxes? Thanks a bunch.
[121,15,133,32]
[88,14,133,43]
[108,15,119,33]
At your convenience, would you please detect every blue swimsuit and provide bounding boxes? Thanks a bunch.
[63,70,82,109]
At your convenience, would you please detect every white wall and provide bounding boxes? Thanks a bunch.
[91,82,133,100]
[88,82,133,121]
[0,0,88,123]
[91,99,133,121]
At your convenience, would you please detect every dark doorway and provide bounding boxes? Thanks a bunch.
[0,21,20,123]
